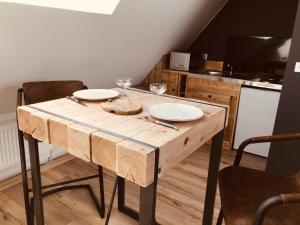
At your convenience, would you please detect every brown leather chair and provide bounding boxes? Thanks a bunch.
[16,81,105,225]
[217,133,300,225]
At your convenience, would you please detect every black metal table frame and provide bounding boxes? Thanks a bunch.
[27,129,223,225]
[26,135,106,225]
[104,130,224,225]
[104,148,160,225]
[24,88,226,225]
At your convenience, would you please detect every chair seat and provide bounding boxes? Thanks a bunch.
[219,166,300,225]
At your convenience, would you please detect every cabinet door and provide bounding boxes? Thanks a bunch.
[186,89,233,147]
[162,72,179,96]
[185,76,241,150]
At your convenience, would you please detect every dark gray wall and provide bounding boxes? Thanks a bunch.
[188,0,298,63]
[267,1,300,175]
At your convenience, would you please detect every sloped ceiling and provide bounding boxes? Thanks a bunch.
[0,0,227,114]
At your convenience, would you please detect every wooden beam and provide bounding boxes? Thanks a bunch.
[116,140,155,187]
[67,124,97,162]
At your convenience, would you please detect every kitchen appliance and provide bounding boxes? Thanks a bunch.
[234,87,280,157]
[224,36,292,83]
[170,52,190,71]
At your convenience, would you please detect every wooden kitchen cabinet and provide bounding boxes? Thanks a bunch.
[141,67,241,150]
[161,71,180,96]
[185,76,241,150]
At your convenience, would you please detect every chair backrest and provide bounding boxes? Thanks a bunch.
[21,80,86,105]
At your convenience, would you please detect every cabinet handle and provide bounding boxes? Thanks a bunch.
[208,95,212,98]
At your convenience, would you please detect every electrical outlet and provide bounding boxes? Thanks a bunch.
[295,62,300,72]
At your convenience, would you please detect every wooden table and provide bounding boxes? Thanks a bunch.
[17,88,227,225]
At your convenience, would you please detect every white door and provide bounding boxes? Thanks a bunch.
[234,87,281,157]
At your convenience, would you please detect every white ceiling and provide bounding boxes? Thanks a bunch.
[0,0,227,114]
[0,0,121,14]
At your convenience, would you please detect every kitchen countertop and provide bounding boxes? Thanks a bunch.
[189,73,282,91]
[164,69,282,91]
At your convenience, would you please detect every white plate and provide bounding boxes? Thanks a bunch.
[73,89,119,100]
[148,103,204,122]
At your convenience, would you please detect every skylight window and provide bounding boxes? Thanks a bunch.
[1,0,120,14]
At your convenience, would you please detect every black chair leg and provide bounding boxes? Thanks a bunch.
[17,130,33,225]
[105,176,119,225]
[217,209,224,225]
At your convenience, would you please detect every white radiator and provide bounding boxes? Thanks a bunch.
[0,113,65,181]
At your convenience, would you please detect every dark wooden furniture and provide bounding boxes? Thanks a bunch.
[217,133,300,225]
[16,80,105,225]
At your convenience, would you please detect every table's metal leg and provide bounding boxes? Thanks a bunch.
[117,177,139,220]
[139,183,157,225]
[17,130,32,225]
[202,130,224,225]
[28,135,45,225]
[115,149,159,225]
[139,149,159,225]
[117,176,125,210]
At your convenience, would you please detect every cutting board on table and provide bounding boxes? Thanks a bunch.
[101,98,142,115]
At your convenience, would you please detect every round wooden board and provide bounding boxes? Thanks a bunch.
[101,98,142,115]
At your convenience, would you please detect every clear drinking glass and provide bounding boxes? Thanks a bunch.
[116,78,133,97]
[150,83,167,95]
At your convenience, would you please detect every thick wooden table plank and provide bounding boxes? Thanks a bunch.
[17,88,227,187]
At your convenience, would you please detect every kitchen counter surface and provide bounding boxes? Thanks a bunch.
[164,69,282,91]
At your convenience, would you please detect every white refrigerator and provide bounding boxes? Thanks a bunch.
[233,87,281,157]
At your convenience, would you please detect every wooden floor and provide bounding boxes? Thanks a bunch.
[0,145,266,225]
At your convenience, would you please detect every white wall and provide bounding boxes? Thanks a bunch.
[0,0,226,114]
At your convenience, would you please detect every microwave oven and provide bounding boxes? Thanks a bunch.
[170,52,190,71]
